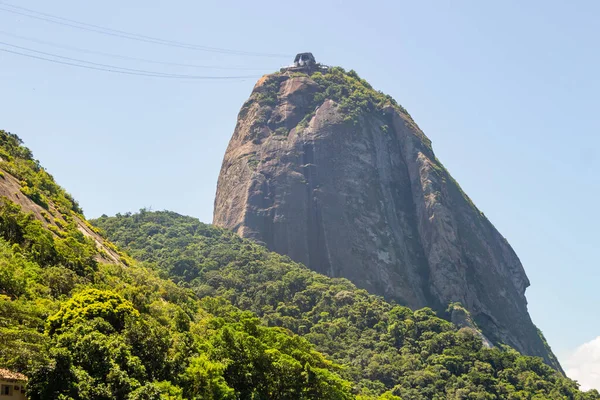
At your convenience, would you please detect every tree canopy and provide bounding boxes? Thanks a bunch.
[93,210,600,399]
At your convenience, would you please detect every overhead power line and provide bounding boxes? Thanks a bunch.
[0,41,262,80]
[0,1,290,58]
[0,30,270,71]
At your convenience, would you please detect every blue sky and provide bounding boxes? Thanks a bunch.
[1,0,599,388]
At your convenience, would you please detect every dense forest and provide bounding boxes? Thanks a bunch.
[0,128,598,399]
[0,131,354,399]
[93,210,600,400]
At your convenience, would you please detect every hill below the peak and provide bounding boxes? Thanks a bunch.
[94,209,600,399]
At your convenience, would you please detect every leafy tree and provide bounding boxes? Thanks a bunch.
[46,289,139,334]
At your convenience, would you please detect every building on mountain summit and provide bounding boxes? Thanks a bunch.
[0,369,27,400]
[281,52,328,73]
[294,52,316,67]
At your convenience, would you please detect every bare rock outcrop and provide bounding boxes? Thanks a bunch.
[213,69,562,371]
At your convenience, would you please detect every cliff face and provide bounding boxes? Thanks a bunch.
[213,68,561,370]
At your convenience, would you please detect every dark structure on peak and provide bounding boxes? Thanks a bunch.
[213,66,563,372]
[294,52,316,67]
[281,52,328,73]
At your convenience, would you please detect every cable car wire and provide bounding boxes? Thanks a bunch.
[0,30,271,71]
[0,42,262,79]
[0,2,289,58]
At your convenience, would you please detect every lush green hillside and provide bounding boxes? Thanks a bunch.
[1,129,598,399]
[0,131,357,400]
[93,210,600,399]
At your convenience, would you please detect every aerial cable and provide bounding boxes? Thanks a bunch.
[0,2,290,58]
[0,30,271,71]
[0,43,261,80]
[0,6,234,54]
[0,47,261,80]
[0,40,223,77]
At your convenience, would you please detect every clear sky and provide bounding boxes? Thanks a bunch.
[1,0,599,389]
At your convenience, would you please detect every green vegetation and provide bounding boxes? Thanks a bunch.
[0,130,597,399]
[93,210,600,399]
[252,67,411,129]
[274,126,289,136]
[255,74,284,108]
[304,67,435,151]
[310,67,405,125]
[0,132,355,399]
[0,131,82,216]
[20,183,49,210]
[246,68,413,138]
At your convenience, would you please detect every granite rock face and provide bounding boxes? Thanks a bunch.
[213,70,561,371]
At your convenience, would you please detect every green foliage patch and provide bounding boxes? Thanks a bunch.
[310,67,399,125]
[0,130,82,215]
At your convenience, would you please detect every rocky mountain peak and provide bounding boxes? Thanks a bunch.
[213,66,562,371]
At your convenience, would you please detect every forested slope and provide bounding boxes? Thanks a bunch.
[0,131,356,400]
[93,210,600,399]
[0,128,596,399]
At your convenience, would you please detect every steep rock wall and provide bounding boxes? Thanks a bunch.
[213,70,561,371]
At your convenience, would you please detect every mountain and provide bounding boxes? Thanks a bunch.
[213,63,559,370]
[1,129,598,398]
